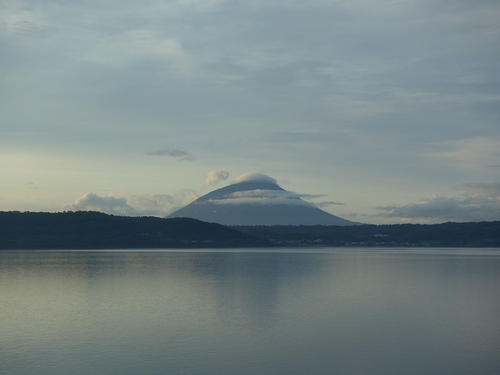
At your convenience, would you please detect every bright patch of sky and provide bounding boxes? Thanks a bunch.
[1,0,499,223]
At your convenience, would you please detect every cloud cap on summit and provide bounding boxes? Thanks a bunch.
[169,172,354,226]
[234,173,278,185]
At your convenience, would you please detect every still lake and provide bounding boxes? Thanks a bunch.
[1,248,499,375]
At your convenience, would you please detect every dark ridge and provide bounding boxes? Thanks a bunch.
[234,222,500,247]
[1,211,499,249]
[0,211,268,250]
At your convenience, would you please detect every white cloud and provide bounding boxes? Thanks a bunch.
[206,170,230,186]
[235,172,277,185]
[68,193,139,216]
[127,194,177,216]
[67,190,199,217]
[205,189,313,207]
[129,191,198,216]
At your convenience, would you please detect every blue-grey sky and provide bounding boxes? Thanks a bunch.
[1,0,499,223]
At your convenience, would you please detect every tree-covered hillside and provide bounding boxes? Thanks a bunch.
[0,211,267,249]
[235,222,500,247]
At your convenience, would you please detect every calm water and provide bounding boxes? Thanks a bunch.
[1,248,499,375]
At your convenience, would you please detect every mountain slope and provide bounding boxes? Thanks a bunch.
[168,173,355,225]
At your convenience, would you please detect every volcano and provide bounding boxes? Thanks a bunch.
[168,173,355,226]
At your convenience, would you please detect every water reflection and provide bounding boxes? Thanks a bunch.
[1,249,500,375]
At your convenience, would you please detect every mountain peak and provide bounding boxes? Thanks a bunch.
[168,173,355,226]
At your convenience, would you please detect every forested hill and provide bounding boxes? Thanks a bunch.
[1,211,499,249]
[0,211,268,249]
[234,222,500,247]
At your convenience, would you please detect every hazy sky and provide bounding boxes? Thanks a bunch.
[1,0,499,223]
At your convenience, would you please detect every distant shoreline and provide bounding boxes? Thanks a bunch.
[1,211,499,250]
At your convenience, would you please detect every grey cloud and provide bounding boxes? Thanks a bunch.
[25,181,38,190]
[146,148,195,161]
[377,195,500,222]
[206,170,230,186]
[1,4,49,36]
[267,130,335,144]
[2,0,500,216]
[316,201,345,207]
[460,183,500,195]
[426,137,500,170]
[294,193,344,207]
[204,183,344,209]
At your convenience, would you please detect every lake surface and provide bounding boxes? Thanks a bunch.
[1,248,499,375]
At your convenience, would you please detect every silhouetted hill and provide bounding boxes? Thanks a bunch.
[1,211,498,249]
[235,221,500,247]
[0,211,267,249]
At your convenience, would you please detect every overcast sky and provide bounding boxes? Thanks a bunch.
[1,0,499,223]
